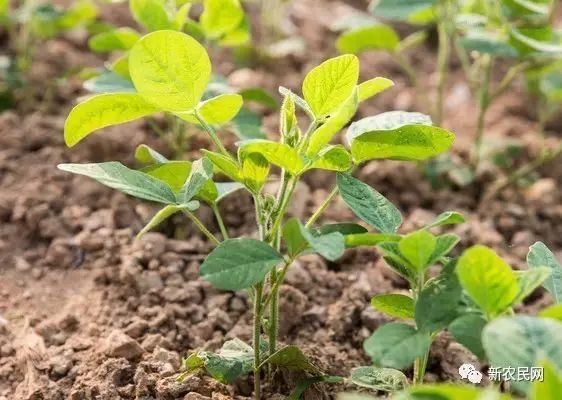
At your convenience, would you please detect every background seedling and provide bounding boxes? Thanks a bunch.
[59,29,456,399]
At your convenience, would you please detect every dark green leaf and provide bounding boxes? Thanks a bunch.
[448,313,487,359]
[263,345,321,374]
[527,242,562,303]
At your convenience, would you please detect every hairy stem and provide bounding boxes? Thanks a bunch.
[182,211,220,245]
[412,272,428,384]
[211,204,229,240]
[472,55,492,169]
[253,283,264,400]
[305,186,339,228]
[435,18,450,126]
[194,110,231,158]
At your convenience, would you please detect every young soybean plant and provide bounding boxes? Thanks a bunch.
[347,206,465,384]
[60,30,456,399]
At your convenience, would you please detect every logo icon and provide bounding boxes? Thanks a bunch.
[459,363,483,384]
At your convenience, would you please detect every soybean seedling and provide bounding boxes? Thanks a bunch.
[60,30,456,399]
[345,207,465,384]
[83,0,260,158]
[0,0,98,109]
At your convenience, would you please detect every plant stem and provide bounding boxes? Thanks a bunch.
[396,52,423,102]
[412,272,428,384]
[472,55,492,169]
[434,17,450,126]
[253,283,264,400]
[182,211,220,245]
[194,110,231,158]
[211,204,229,239]
[305,186,339,228]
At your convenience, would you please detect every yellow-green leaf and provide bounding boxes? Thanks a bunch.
[309,145,352,172]
[239,140,304,175]
[200,0,244,39]
[177,94,243,125]
[130,0,171,31]
[64,93,158,147]
[302,54,359,119]
[136,202,199,239]
[202,150,241,181]
[242,153,269,193]
[129,30,211,112]
[336,25,399,54]
[88,27,140,53]
[357,77,394,102]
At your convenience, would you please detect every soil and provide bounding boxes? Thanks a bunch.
[1,1,561,399]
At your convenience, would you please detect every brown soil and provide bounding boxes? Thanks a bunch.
[1,1,561,399]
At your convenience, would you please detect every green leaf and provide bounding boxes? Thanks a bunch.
[279,86,315,120]
[448,313,487,359]
[172,2,191,30]
[347,111,455,163]
[509,27,562,57]
[135,144,168,164]
[456,245,519,317]
[200,238,283,290]
[282,218,345,261]
[200,0,244,39]
[337,173,402,233]
[88,27,140,52]
[64,93,158,147]
[263,345,321,374]
[399,230,437,271]
[129,30,211,112]
[177,94,243,125]
[179,157,214,203]
[458,31,518,58]
[130,0,171,31]
[231,107,267,140]
[136,202,199,239]
[317,223,368,236]
[308,145,352,172]
[402,384,494,399]
[345,233,401,248]
[336,25,399,54]
[202,150,242,181]
[239,88,279,109]
[512,268,551,305]
[532,360,562,400]
[483,316,562,394]
[425,211,466,229]
[305,90,358,156]
[241,153,269,193]
[302,55,359,119]
[427,234,460,265]
[503,0,551,17]
[183,338,254,384]
[110,54,130,78]
[57,162,176,204]
[349,366,408,392]
[371,294,414,319]
[83,71,136,94]
[239,140,304,175]
[527,242,562,303]
[215,182,244,202]
[357,77,394,102]
[370,0,436,20]
[415,267,462,332]
[540,304,562,321]
[364,322,431,370]
[378,242,415,280]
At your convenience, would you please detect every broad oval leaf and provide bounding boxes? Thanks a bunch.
[200,0,244,39]
[199,238,283,290]
[178,157,214,203]
[371,294,414,319]
[238,140,304,175]
[448,313,487,359]
[88,27,140,52]
[83,71,136,94]
[283,218,345,261]
[425,211,466,229]
[57,162,176,204]
[336,25,399,54]
[349,366,408,392]
[263,345,321,374]
[302,54,359,119]
[527,242,562,303]
[357,77,394,102]
[370,0,436,20]
[135,144,168,164]
[130,0,171,31]
[458,31,518,58]
[483,316,562,394]
[177,94,243,125]
[202,149,242,182]
[129,30,211,112]
[308,145,352,172]
[364,322,431,370]
[347,111,454,162]
[241,153,269,194]
[398,230,437,271]
[64,93,158,147]
[337,173,402,233]
[427,233,460,265]
[457,245,519,317]
[513,268,551,305]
